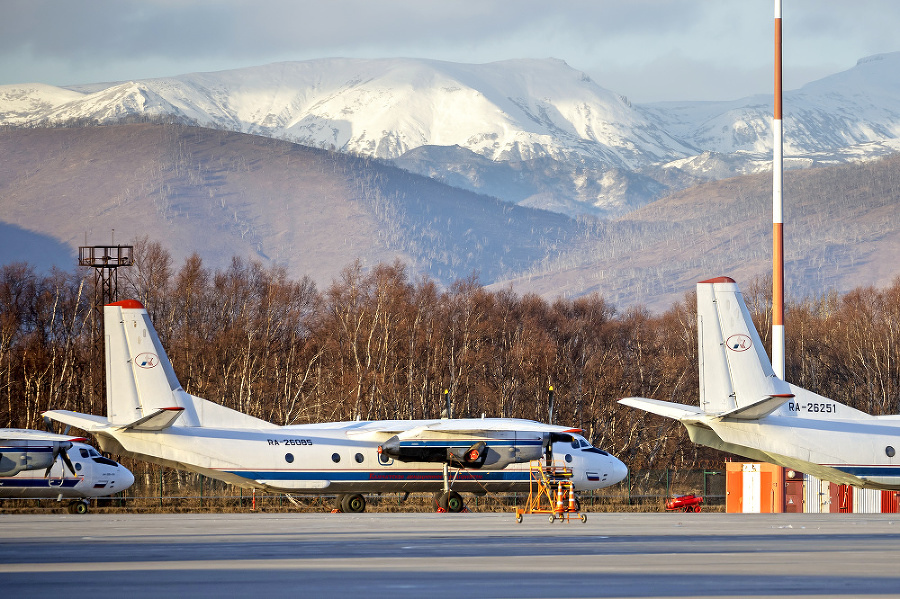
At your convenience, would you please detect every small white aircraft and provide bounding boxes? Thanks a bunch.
[44,299,627,512]
[0,429,134,513]
[620,276,900,490]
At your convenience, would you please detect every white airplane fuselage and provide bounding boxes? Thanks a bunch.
[94,420,623,494]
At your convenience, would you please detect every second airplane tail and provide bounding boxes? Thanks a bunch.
[696,277,792,417]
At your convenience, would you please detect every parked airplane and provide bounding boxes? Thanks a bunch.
[620,276,900,490]
[0,429,134,513]
[44,299,627,512]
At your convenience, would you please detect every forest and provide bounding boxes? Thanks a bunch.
[3,236,900,473]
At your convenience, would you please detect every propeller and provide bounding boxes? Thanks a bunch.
[44,441,77,477]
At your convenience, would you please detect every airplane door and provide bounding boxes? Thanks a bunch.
[742,463,761,513]
[784,479,804,513]
[47,458,64,488]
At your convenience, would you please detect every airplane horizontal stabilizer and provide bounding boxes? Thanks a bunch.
[118,407,185,431]
[618,398,704,422]
[42,410,110,432]
[716,394,795,420]
[1,428,87,443]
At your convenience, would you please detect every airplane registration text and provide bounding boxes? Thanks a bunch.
[266,439,314,446]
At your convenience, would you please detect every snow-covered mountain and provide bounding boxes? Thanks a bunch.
[1,59,691,163]
[3,54,900,217]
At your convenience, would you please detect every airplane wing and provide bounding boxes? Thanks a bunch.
[344,418,581,439]
[418,419,581,434]
[0,428,87,443]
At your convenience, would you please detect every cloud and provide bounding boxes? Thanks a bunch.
[2,0,900,101]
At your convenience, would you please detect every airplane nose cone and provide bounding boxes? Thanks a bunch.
[117,466,135,492]
[610,457,628,485]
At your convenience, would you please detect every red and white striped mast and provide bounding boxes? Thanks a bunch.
[772,0,785,379]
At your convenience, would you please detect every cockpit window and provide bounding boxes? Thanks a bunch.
[580,439,589,448]
[79,448,89,458]
[582,447,609,456]
[88,448,101,457]
[92,456,119,467]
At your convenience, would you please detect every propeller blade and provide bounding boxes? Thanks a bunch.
[45,444,61,477]
[60,444,77,476]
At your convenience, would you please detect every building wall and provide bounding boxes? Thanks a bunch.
[725,462,783,513]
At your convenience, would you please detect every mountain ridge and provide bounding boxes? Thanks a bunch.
[5,54,900,218]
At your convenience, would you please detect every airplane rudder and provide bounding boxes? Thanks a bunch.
[708,279,779,405]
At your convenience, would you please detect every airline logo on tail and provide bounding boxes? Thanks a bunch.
[727,334,752,352]
[135,353,159,369]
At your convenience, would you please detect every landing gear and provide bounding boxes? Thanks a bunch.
[433,462,467,513]
[435,490,464,513]
[67,500,89,514]
[338,493,366,513]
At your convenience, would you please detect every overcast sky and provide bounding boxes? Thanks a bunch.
[2,0,898,103]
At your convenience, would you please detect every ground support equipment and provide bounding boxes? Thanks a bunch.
[515,461,586,523]
[665,493,703,512]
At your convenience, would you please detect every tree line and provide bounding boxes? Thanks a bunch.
[3,237,900,471]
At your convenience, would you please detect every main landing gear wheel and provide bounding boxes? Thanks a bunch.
[67,500,88,514]
[340,493,366,513]
[436,490,465,513]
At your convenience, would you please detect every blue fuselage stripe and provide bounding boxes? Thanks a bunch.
[0,478,80,488]
[224,470,532,482]
[833,465,900,477]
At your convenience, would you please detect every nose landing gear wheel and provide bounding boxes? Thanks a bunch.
[68,500,88,514]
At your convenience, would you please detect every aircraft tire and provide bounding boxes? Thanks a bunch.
[69,500,88,515]
[435,491,464,513]
[445,491,464,513]
[341,493,366,513]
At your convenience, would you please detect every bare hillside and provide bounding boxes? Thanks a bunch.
[493,154,900,310]
[4,123,900,311]
[0,124,578,288]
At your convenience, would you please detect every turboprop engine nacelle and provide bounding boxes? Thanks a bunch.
[378,437,543,469]
[0,441,75,477]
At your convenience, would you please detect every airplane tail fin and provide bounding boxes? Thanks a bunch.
[696,277,791,416]
[104,300,273,430]
[104,300,186,427]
